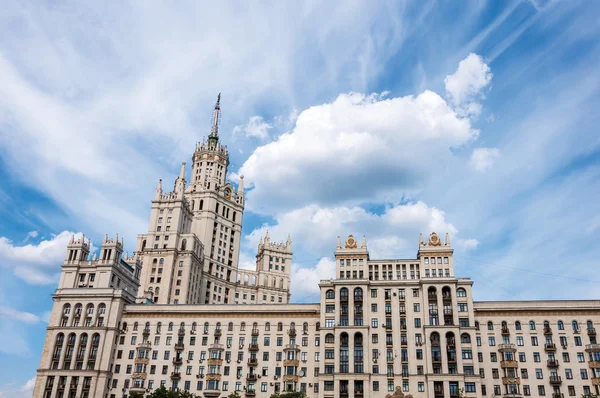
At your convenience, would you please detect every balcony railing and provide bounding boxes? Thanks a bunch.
[498,343,516,352]
[544,343,556,351]
[547,360,559,368]
[549,375,562,384]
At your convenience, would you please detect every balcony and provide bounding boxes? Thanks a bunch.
[137,341,152,349]
[284,344,300,351]
[552,394,564,398]
[248,358,258,366]
[498,344,517,352]
[178,328,186,336]
[246,373,257,381]
[288,329,296,337]
[172,357,183,365]
[500,360,518,368]
[431,340,441,347]
[547,359,559,368]
[586,344,600,352]
[248,344,259,351]
[174,343,184,350]
[549,375,562,384]
[251,329,259,337]
[207,358,223,366]
[501,327,510,336]
[170,372,181,380]
[214,329,222,337]
[544,343,556,351]
[501,377,520,385]
[544,327,552,335]
[283,359,300,367]
[245,390,256,397]
[588,328,597,336]
[354,295,363,302]
[400,324,407,331]
[589,361,600,368]
[592,377,600,386]
[432,356,442,364]
[142,328,150,335]
[209,343,224,351]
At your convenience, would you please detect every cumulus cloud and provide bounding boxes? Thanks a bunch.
[239,90,482,214]
[0,377,36,397]
[0,231,85,284]
[291,257,336,300]
[444,53,493,117]
[233,116,273,140]
[0,306,41,324]
[469,147,500,171]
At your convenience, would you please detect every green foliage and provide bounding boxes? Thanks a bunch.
[227,393,242,398]
[141,386,199,398]
[270,392,307,398]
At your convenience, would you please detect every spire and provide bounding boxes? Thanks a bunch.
[179,161,186,180]
[265,230,270,242]
[419,233,424,246]
[336,236,341,248]
[154,179,163,201]
[237,175,244,196]
[445,232,451,246]
[361,235,367,248]
[208,93,221,145]
[286,234,292,250]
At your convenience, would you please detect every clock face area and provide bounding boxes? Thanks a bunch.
[224,188,232,199]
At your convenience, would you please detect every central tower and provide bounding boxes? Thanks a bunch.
[185,94,245,304]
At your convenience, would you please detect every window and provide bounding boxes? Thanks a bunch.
[529,320,536,330]
[487,321,494,330]
[488,337,496,346]
[457,303,468,312]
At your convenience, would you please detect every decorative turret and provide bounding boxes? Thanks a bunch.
[65,233,90,263]
[154,179,163,201]
[236,175,245,205]
[207,93,221,149]
[174,161,187,197]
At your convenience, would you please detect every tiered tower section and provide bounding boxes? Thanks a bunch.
[33,234,141,398]
[234,231,292,304]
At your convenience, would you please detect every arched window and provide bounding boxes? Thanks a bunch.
[77,333,88,360]
[446,331,455,346]
[228,322,234,332]
[265,322,270,331]
[53,333,65,359]
[191,200,195,210]
[340,288,349,300]
[179,322,185,333]
[74,303,82,316]
[277,322,283,332]
[233,211,236,222]
[216,322,221,331]
[253,322,258,333]
[168,322,174,331]
[181,239,187,251]
[303,322,308,332]
[558,320,564,330]
[204,322,209,333]
[98,303,106,315]
[85,304,94,316]
[316,322,320,331]
[340,332,349,373]
[199,199,204,210]
[501,321,508,330]
[430,332,441,345]
[326,289,335,299]
[290,322,296,330]
[515,321,521,330]
[133,322,138,331]
[325,333,335,344]
[587,320,594,330]
[159,258,164,265]
[141,240,146,250]
[89,333,100,362]
[428,286,437,297]
[63,304,71,315]
[442,286,452,299]
[122,322,128,331]
[475,321,480,331]
[192,322,197,332]
[156,322,162,333]
[145,322,150,331]
[155,287,160,296]
[487,321,494,331]
[461,333,471,344]
[572,320,579,331]
[456,288,467,297]
[354,287,363,299]
[241,322,246,331]
[529,321,536,330]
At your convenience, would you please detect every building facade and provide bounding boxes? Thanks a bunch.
[33,97,600,398]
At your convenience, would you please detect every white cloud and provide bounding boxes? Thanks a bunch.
[239,89,482,215]
[0,377,36,398]
[23,231,39,243]
[233,116,273,140]
[0,231,84,285]
[444,53,493,117]
[0,306,40,324]
[21,378,35,395]
[469,147,500,172]
[291,257,336,300]
[0,1,410,240]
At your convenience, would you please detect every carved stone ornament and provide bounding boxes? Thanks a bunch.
[385,387,413,398]
[428,232,441,246]
[345,235,358,249]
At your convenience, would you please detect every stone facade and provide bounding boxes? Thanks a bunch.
[33,97,600,398]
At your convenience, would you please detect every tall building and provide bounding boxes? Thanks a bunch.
[33,97,600,398]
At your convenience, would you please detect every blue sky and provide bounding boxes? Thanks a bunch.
[1,0,600,395]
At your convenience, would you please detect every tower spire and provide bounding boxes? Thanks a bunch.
[208,93,221,146]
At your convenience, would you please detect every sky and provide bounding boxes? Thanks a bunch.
[1,0,600,395]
